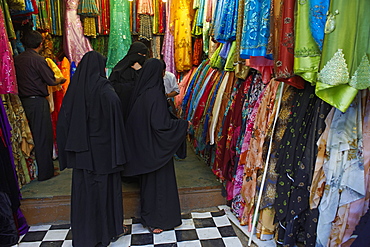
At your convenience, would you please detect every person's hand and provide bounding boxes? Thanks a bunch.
[131,62,142,71]
[187,121,192,131]
[56,77,67,85]
[341,237,355,247]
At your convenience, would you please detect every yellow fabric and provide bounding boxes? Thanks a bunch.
[170,0,193,72]
[45,58,64,112]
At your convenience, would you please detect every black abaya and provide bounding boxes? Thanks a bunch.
[140,159,182,230]
[123,58,188,230]
[57,51,128,247]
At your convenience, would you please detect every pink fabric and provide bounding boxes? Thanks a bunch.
[64,0,92,65]
[175,69,193,110]
[161,0,176,76]
[0,8,17,94]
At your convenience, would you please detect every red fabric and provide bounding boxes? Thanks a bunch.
[193,38,203,66]
[274,0,305,89]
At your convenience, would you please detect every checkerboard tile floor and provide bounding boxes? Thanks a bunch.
[15,210,243,247]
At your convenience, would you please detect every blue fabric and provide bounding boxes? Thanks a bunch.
[187,64,211,121]
[240,0,271,58]
[213,0,238,43]
[196,0,206,27]
[181,61,207,118]
[197,72,225,152]
[309,0,329,50]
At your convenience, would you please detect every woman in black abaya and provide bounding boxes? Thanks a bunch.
[57,51,129,246]
[109,41,148,121]
[123,58,188,234]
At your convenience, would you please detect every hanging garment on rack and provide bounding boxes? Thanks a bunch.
[274,83,321,246]
[240,0,271,58]
[309,0,329,51]
[316,94,365,247]
[0,100,29,235]
[162,0,176,75]
[0,6,17,95]
[316,1,370,113]
[293,0,321,84]
[273,0,305,89]
[64,0,92,64]
[213,0,238,43]
[106,0,131,70]
[1,94,35,185]
[170,0,193,72]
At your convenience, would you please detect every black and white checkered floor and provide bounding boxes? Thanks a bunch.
[15,210,243,247]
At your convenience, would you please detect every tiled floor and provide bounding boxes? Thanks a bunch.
[15,210,243,247]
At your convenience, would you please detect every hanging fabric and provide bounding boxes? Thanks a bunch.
[106,0,131,70]
[64,0,92,64]
[316,0,370,113]
[0,6,17,95]
[170,0,193,72]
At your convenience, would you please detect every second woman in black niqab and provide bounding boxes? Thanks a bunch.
[109,41,148,121]
[123,58,188,234]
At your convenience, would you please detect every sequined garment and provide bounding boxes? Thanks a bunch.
[106,0,131,69]
[240,0,271,57]
[63,0,92,64]
[213,0,238,43]
[170,0,193,72]
[161,0,176,75]
[0,7,17,94]
[316,1,370,112]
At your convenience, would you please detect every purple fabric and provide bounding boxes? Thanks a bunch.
[219,41,231,59]
[161,0,177,76]
[0,101,29,234]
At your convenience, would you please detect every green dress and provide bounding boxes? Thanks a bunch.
[106,0,131,70]
[293,0,321,84]
[316,0,370,112]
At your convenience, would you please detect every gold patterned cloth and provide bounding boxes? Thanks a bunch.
[170,0,193,72]
[1,94,36,187]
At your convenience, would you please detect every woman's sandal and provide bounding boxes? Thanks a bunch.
[148,226,164,234]
[111,225,129,242]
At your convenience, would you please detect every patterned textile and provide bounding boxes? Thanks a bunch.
[274,83,331,246]
[64,0,92,64]
[240,0,271,58]
[213,0,238,43]
[273,0,305,89]
[106,0,131,69]
[170,0,193,72]
[309,0,329,50]
[316,95,365,247]
[293,0,321,84]
[316,1,370,112]
[1,94,35,186]
[0,6,17,94]
[161,0,176,75]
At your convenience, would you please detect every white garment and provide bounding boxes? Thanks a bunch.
[163,71,179,95]
[209,72,230,145]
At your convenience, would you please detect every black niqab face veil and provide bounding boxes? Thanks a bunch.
[109,41,149,83]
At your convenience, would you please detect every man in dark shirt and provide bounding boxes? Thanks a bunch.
[14,30,66,181]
